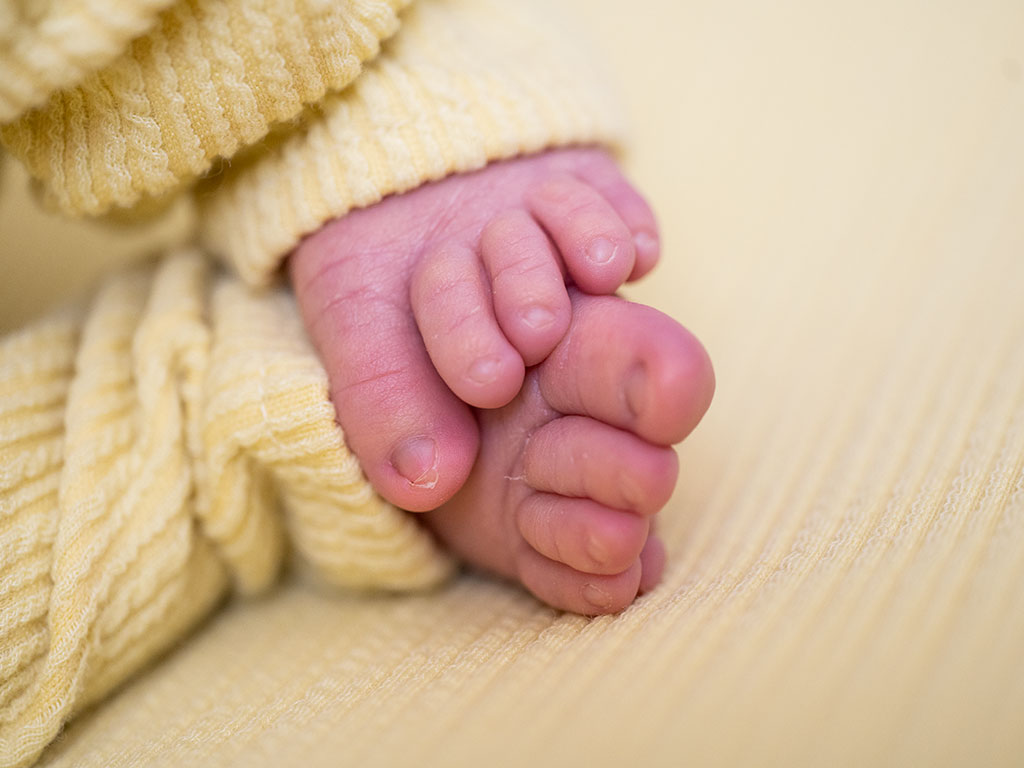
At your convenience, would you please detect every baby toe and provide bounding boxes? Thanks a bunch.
[515,546,643,616]
[289,244,478,512]
[516,494,650,575]
[539,292,716,446]
[522,416,679,515]
[411,241,525,409]
[559,148,662,281]
[525,174,636,295]
[480,210,572,366]
[638,533,666,595]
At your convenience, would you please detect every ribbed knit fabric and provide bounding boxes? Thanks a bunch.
[3,0,1024,766]
[0,1,620,765]
[0,252,452,768]
[1,0,619,285]
[196,0,621,284]
[0,0,174,123]
[1,0,412,215]
[9,23,1021,761]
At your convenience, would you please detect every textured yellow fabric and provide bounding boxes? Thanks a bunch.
[0,0,618,285]
[1,0,412,214]
[6,2,1022,768]
[0,252,452,768]
[0,1,620,765]
[196,0,620,284]
[2,0,1021,766]
[0,0,174,123]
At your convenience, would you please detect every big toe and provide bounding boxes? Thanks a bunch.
[538,291,715,446]
[290,244,478,511]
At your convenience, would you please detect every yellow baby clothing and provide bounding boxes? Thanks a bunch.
[0,1,619,766]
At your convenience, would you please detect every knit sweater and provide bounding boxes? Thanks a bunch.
[0,2,619,766]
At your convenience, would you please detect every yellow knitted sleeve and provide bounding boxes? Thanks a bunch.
[0,252,453,768]
[196,0,622,283]
[0,0,621,283]
[1,0,414,214]
[0,0,175,123]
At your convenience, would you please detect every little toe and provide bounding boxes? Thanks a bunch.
[480,210,572,366]
[562,149,662,281]
[411,241,524,409]
[290,248,478,512]
[516,494,649,575]
[638,534,666,594]
[539,292,716,446]
[525,174,636,295]
[516,546,643,615]
[522,416,679,515]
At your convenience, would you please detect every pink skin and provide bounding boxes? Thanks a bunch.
[290,147,715,612]
[290,148,661,513]
[423,291,714,614]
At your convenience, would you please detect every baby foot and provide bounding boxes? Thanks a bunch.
[289,148,661,511]
[422,291,715,615]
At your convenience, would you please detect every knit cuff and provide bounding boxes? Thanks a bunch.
[196,0,623,285]
[0,0,174,124]
[0,0,412,215]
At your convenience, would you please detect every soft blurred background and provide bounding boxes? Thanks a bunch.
[0,158,192,333]
[5,0,1024,765]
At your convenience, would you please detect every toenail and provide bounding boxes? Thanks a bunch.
[633,230,658,255]
[587,532,609,567]
[582,583,613,611]
[625,363,647,421]
[586,237,618,265]
[620,474,644,511]
[390,437,439,488]
[467,355,502,385]
[521,305,556,330]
